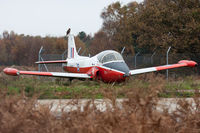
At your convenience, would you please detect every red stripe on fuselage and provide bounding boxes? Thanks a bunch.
[63,66,92,73]
[63,66,127,82]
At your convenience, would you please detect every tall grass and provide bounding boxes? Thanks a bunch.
[0,72,199,132]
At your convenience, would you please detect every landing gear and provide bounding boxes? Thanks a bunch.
[69,78,73,83]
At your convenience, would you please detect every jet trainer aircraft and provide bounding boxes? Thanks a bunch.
[3,29,197,83]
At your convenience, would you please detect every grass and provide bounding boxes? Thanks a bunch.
[0,73,199,132]
[1,72,200,98]
[165,76,200,90]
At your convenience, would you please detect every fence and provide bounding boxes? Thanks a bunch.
[123,53,199,78]
[38,47,67,72]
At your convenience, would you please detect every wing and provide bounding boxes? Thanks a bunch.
[3,68,91,79]
[130,60,197,75]
[35,60,67,64]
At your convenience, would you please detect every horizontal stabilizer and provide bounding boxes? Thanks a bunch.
[35,60,67,64]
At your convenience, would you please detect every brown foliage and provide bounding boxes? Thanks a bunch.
[0,75,199,133]
[0,31,87,66]
[95,0,200,55]
[89,31,116,55]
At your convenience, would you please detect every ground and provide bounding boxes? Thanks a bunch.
[0,68,199,133]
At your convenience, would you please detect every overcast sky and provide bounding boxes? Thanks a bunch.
[0,0,143,37]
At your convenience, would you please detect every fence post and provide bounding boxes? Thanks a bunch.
[78,47,81,54]
[121,47,125,55]
[61,49,68,72]
[40,57,49,72]
[62,49,68,60]
[38,46,43,72]
[166,46,171,80]
[134,52,140,69]
[151,51,156,65]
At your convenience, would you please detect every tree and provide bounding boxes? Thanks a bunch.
[89,30,116,55]
[100,2,139,54]
[98,0,200,55]
[78,31,92,48]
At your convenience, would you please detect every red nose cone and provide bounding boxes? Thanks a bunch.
[3,68,19,76]
[178,60,197,67]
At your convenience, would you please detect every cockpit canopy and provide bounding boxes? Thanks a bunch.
[97,50,124,64]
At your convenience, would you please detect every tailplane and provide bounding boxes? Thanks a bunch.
[67,29,79,59]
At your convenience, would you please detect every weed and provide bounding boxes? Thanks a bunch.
[0,73,199,132]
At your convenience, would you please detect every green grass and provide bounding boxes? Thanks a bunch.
[0,75,200,99]
[165,76,200,90]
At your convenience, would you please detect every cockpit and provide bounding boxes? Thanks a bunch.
[97,50,124,64]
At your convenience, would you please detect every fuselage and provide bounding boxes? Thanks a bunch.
[62,50,130,82]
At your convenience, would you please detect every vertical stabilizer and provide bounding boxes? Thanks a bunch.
[67,31,79,59]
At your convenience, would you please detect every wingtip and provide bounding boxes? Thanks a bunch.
[3,68,20,76]
[178,60,197,67]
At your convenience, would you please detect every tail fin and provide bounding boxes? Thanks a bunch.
[67,30,79,59]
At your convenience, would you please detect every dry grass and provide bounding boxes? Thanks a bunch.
[0,66,200,132]
[0,73,199,133]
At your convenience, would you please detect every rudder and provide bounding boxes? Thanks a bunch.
[67,31,79,59]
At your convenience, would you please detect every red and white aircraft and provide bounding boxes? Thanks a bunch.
[3,29,197,83]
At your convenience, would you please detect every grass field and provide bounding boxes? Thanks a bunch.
[1,72,200,99]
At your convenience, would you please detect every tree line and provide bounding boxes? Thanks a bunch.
[0,0,199,66]
[0,31,87,66]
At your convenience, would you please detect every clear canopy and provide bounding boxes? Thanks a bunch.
[97,50,123,64]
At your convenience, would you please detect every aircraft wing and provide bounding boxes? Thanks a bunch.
[3,68,91,78]
[130,60,197,75]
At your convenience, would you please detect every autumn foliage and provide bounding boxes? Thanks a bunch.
[0,32,86,66]
[97,0,200,55]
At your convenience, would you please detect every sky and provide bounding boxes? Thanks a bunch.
[0,0,143,37]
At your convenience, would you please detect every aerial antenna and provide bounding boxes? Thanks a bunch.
[66,28,71,36]
[121,46,125,55]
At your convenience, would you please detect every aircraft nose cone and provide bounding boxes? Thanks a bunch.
[103,62,130,76]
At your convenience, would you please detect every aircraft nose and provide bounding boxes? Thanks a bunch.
[103,62,130,76]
